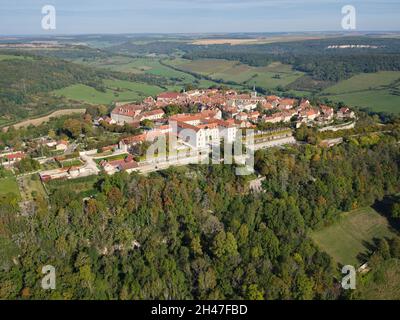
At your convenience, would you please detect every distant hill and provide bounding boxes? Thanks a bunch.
[0,51,169,125]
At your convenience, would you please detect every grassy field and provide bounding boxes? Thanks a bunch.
[56,56,226,104]
[0,176,21,199]
[322,90,400,114]
[166,58,304,90]
[52,80,165,105]
[311,207,397,267]
[320,71,400,113]
[77,56,200,84]
[322,71,400,95]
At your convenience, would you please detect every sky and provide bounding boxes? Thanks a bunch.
[0,0,400,35]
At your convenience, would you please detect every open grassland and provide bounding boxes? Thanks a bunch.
[103,79,164,96]
[356,259,400,300]
[77,56,199,83]
[0,176,21,199]
[53,79,165,105]
[322,71,400,95]
[311,207,397,267]
[322,90,400,114]
[320,71,400,113]
[167,58,304,90]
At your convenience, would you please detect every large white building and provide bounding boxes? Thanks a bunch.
[170,112,239,149]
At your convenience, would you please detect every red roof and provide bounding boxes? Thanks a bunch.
[105,156,138,171]
[279,98,296,106]
[111,104,143,117]
[5,152,25,160]
[158,92,181,100]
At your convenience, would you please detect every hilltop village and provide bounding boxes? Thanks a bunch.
[1,88,356,182]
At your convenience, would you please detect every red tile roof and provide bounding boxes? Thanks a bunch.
[158,92,181,100]
[111,104,143,117]
[5,152,25,160]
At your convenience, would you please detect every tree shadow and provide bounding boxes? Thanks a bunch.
[372,196,400,233]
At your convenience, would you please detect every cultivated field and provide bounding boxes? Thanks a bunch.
[321,71,400,113]
[76,56,200,84]
[167,59,304,90]
[322,71,400,95]
[323,90,400,114]
[311,207,397,266]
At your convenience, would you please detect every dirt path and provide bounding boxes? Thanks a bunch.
[3,108,86,131]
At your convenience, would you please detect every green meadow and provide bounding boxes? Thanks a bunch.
[166,58,304,90]
[311,207,397,267]
[0,176,21,199]
[52,80,165,105]
[320,71,400,113]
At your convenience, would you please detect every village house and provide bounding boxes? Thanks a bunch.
[99,154,138,175]
[266,95,281,107]
[298,99,311,110]
[222,106,239,118]
[319,105,334,121]
[248,111,260,122]
[278,98,296,110]
[111,104,144,124]
[337,107,356,120]
[137,109,165,122]
[263,110,295,124]
[0,151,25,167]
[263,113,283,124]
[119,126,176,152]
[143,96,156,107]
[227,89,266,112]
[56,140,69,151]
[299,108,320,121]
[156,92,186,106]
[235,112,248,121]
[96,116,116,126]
